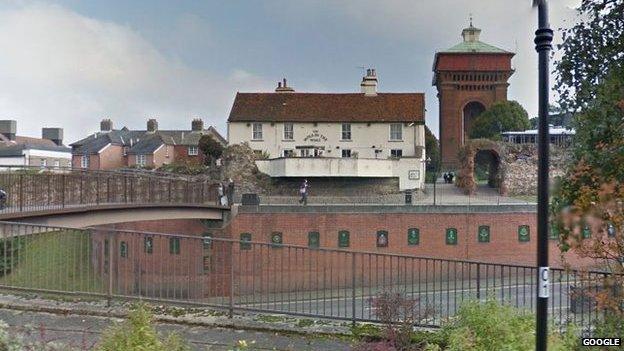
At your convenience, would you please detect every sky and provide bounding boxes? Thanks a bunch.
[0,0,581,144]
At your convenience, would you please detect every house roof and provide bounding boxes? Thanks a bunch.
[0,135,71,157]
[71,126,226,155]
[127,135,164,155]
[227,93,425,123]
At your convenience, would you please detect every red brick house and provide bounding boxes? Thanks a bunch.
[71,118,226,170]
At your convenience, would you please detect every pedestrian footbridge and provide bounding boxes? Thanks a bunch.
[0,167,229,227]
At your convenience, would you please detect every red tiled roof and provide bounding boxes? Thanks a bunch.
[228,93,425,123]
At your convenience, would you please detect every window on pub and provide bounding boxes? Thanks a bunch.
[53,160,60,169]
[283,123,294,140]
[123,146,129,156]
[188,146,198,156]
[341,149,351,158]
[137,154,146,166]
[390,123,403,140]
[40,159,47,168]
[341,123,351,140]
[169,237,181,255]
[283,149,294,157]
[81,155,89,169]
[390,149,403,158]
[252,123,263,140]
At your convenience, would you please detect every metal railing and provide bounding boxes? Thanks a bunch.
[0,221,610,333]
[0,166,221,214]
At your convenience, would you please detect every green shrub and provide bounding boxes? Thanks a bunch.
[96,304,190,351]
[436,300,577,351]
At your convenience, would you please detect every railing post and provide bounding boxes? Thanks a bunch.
[107,230,114,307]
[168,179,172,203]
[96,174,100,205]
[18,173,23,212]
[229,241,234,318]
[106,177,110,203]
[476,263,481,300]
[80,173,84,204]
[124,176,128,203]
[351,252,356,325]
[185,178,190,203]
[148,177,152,203]
[61,174,66,209]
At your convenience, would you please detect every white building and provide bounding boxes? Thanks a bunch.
[227,70,427,190]
[501,125,575,148]
[0,120,71,168]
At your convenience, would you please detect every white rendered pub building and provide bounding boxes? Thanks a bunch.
[227,70,426,190]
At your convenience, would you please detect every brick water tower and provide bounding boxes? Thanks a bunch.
[433,21,515,168]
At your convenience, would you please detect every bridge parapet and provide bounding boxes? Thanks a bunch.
[0,166,221,217]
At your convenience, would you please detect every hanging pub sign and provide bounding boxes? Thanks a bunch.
[518,225,530,242]
[446,228,458,245]
[478,225,490,243]
[376,230,389,247]
[303,130,328,142]
[407,228,419,246]
[270,232,283,248]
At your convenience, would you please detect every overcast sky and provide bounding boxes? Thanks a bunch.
[0,0,581,143]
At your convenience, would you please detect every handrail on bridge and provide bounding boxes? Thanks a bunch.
[0,165,222,215]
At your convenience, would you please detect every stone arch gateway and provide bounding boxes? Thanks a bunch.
[455,139,506,195]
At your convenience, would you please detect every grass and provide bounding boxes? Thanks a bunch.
[0,230,104,293]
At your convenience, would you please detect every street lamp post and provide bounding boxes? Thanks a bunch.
[533,1,553,350]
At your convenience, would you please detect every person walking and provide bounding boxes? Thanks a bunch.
[298,179,309,205]
[217,183,227,206]
[227,178,235,205]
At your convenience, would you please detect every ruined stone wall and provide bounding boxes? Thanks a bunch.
[501,144,570,196]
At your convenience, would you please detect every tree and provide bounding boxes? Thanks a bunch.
[552,66,624,316]
[469,100,530,140]
[198,135,224,166]
[554,0,624,112]
[424,125,440,175]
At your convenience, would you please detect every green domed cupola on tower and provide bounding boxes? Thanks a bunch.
[433,19,515,168]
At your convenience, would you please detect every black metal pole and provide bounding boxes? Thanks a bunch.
[534,1,553,350]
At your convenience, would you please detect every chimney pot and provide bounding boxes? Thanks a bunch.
[191,118,204,131]
[360,68,378,96]
[0,120,17,141]
[42,128,64,146]
[147,118,158,132]
[100,118,113,132]
[275,78,295,93]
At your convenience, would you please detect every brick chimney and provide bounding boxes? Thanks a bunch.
[0,120,16,141]
[275,78,295,93]
[360,68,378,96]
[147,119,158,132]
[191,118,204,131]
[42,128,64,146]
[100,119,113,132]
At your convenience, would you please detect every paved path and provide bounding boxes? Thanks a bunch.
[0,308,351,350]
